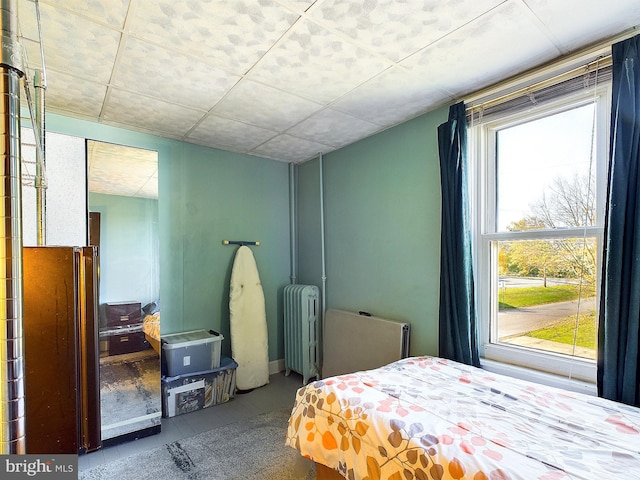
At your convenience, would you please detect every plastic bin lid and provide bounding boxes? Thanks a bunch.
[161,357,238,382]
[161,329,223,349]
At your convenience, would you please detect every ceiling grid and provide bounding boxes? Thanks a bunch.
[13,0,640,196]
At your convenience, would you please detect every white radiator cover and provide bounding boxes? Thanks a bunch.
[322,309,410,379]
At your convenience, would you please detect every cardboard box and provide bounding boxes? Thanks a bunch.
[162,357,238,417]
[162,329,223,376]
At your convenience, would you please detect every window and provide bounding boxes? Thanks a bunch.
[470,72,610,383]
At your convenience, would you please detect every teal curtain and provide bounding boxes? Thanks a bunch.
[437,102,480,367]
[598,34,640,406]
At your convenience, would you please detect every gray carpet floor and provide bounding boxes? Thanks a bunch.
[79,407,315,480]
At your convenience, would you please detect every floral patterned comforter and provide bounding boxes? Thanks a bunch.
[142,312,161,353]
[286,356,640,480]
[142,312,160,341]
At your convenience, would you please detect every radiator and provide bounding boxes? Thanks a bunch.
[284,284,320,384]
[322,309,410,378]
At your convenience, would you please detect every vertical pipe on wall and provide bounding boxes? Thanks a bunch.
[318,153,327,368]
[34,70,45,245]
[289,162,297,284]
[0,0,25,454]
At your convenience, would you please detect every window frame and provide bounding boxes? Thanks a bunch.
[469,84,611,384]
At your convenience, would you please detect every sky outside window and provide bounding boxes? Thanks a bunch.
[496,104,596,231]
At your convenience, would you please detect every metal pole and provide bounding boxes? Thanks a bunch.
[34,69,45,245]
[0,0,25,455]
[319,153,327,313]
[318,153,326,372]
[289,162,296,284]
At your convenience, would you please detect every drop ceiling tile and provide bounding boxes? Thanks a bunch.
[17,0,43,46]
[102,88,205,137]
[135,177,159,199]
[20,0,640,170]
[37,70,106,119]
[89,177,157,198]
[17,0,125,75]
[37,0,129,29]
[251,134,332,163]
[17,0,46,74]
[89,178,139,197]
[89,169,155,194]
[91,176,159,199]
[89,142,158,178]
[402,1,561,98]
[287,108,381,148]
[307,0,504,61]
[114,37,241,110]
[525,0,640,52]
[88,165,149,187]
[188,115,278,152]
[331,66,454,127]
[128,0,300,74]
[274,0,317,13]
[88,141,158,198]
[213,79,323,132]
[248,19,391,103]
[33,3,120,84]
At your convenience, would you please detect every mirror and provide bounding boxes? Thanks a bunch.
[87,140,161,444]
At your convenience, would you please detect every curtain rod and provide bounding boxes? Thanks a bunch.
[466,55,612,114]
[222,240,260,246]
[464,26,638,110]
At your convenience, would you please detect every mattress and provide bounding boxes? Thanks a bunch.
[286,356,640,479]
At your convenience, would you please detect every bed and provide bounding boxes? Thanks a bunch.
[286,356,640,480]
[142,312,161,354]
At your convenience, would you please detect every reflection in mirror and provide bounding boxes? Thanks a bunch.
[87,140,161,444]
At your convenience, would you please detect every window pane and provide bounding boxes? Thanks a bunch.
[496,104,597,232]
[493,238,598,360]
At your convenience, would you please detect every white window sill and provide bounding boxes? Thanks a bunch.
[480,357,597,396]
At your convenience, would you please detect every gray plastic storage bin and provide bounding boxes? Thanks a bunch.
[162,329,223,376]
[161,357,238,417]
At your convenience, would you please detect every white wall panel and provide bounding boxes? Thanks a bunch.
[22,129,87,246]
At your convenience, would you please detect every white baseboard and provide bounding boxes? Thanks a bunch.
[269,358,285,375]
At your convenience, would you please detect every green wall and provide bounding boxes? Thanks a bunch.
[47,113,291,362]
[174,143,291,361]
[89,193,159,308]
[47,103,447,363]
[296,106,448,357]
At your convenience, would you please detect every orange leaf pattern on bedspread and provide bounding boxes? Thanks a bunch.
[285,357,640,480]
